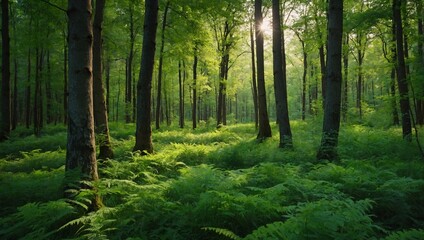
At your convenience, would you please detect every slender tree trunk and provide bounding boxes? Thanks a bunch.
[255,0,272,139]
[357,44,363,119]
[342,33,349,122]
[134,0,158,154]
[178,60,184,128]
[63,34,68,125]
[250,21,259,129]
[272,0,292,147]
[93,0,113,159]
[33,48,43,136]
[46,51,53,125]
[415,0,423,125]
[319,45,326,105]
[317,0,343,161]
[125,5,135,123]
[66,0,100,210]
[192,46,198,129]
[26,49,31,129]
[155,1,170,130]
[106,58,110,115]
[393,0,412,141]
[12,59,18,130]
[1,0,11,141]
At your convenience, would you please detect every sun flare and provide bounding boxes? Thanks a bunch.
[259,18,272,36]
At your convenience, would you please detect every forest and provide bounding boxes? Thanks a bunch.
[0,0,424,239]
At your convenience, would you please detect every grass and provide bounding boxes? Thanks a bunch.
[0,120,423,239]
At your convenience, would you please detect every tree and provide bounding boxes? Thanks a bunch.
[133,0,159,154]
[272,0,292,147]
[317,0,343,160]
[155,1,170,130]
[93,0,114,159]
[255,0,272,139]
[0,0,11,141]
[393,0,412,141]
[66,0,100,209]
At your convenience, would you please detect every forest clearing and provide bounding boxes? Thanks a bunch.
[1,0,424,239]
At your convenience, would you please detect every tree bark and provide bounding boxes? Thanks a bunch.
[178,60,185,128]
[342,33,349,122]
[250,21,259,129]
[133,0,158,154]
[192,46,198,130]
[272,0,292,147]
[255,0,272,139]
[26,49,31,129]
[393,0,412,141]
[155,1,170,130]
[93,0,113,159]
[125,4,135,123]
[1,0,11,141]
[317,0,343,161]
[33,48,43,136]
[63,34,68,125]
[66,0,100,210]
[12,59,18,130]
[416,0,424,125]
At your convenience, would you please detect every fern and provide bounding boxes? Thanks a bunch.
[202,227,241,240]
[381,229,424,240]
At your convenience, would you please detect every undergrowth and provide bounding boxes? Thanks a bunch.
[0,121,423,239]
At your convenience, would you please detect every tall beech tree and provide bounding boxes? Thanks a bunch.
[317,0,343,160]
[66,0,100,209]
[133,0,159,154]
[393,0,412,141]
[255,0,272,139]
[0,0,11,141]
[93,0,114,159]
[272,0,292,147]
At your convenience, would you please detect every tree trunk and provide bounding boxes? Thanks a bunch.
[26,49,31,129]
[12,59,18,130]
[133,0,158,154]
[393,0,412,141]
[178,60,184,128]
[106,58,111,115]
[155,1,170,130]
[390,22,400,125]
[93,0,113,160]
[317,0,343,161]
[33,48,43,136]
[63,35,68,125]
[192,46,198,129]
[250,21,259,129]
[66,0,100,210]
[272,0,292,147]
[255,0,272,139]
[46,51,53,125]
[1,0,11,141]
[125,4,135,123]
[342,33,349,122]
[416,0,423,125]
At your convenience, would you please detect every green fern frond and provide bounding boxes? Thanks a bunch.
[202,227,241,240]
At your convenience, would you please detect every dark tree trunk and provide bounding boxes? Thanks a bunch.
[192,46,198,129]
[393,0,412,141]
[12,59,18,130]
[255,0,272,139]
[272,0,292,147]
[93,0,113,159]
[342,33,349,122]
[46,51,53,125]
[1,0,11,141]
[26,49,31,129]
[178,60,184,128]
[106,58,111,115]
[63,35,68,125]
[66,0,100,210]
[133,0,158,154]
[319,45,326,105]
[250,21,259,129]
[416,1,424,125]
[33,48,43,136]
[155,1,170,130]
[317,0,343,161]
[390,22,400,126]
[356,33,365,119]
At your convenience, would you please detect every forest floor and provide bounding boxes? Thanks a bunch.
[0,120,424,239]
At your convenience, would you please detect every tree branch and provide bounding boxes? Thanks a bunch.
[38,0,67,13]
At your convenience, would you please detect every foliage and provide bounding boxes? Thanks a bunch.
[1,122,424,239]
